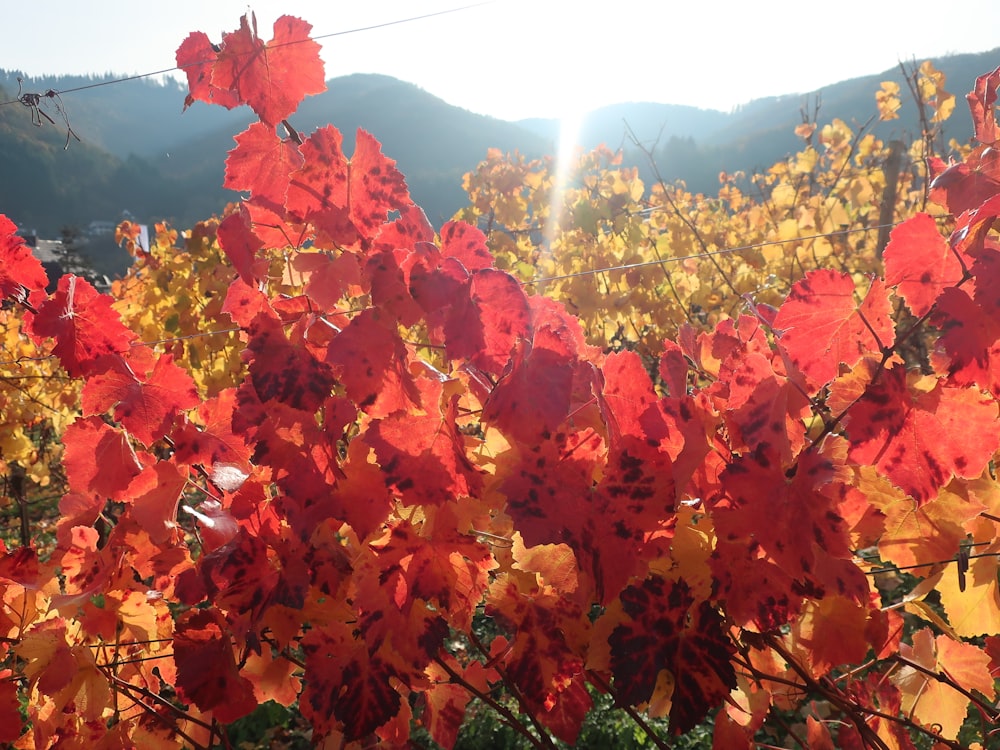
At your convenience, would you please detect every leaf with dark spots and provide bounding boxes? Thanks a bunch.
[326,307,420,417]
[846,364,1000,503]
[711,443,869,623]
[445,268,532,375]
[930,286,1000,397]
[884,213,963,317]
[608,576,736,734]
[173,608,258,724]
[287,126,410,246]
[365,249,424,326]
[225,122,304,212]
[485,573,592,740]
[244,312,335,412]
[300,621,404,742]
[438,220,495,271]
[365,378,483,506]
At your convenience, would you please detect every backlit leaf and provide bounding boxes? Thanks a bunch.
[773,269,894,391]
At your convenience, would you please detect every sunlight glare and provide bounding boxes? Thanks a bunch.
[544,110,585,255]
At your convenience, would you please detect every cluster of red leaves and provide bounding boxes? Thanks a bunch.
[1,14,1000,748]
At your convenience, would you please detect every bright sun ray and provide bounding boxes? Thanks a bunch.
[543,110,585,258]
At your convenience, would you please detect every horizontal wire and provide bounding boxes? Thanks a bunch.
[0,2,494,106]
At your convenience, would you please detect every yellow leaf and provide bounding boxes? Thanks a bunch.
[894,628,989,740]
[876,81,901,121]
[937,544,1000,637]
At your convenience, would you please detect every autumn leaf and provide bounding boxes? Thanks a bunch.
[286,127,410,245]
[300,620,404,742]
[967,65,1000,146]
[173,608,258,723]
[773,269,894,391]
[894,628,993,740]
[931,286,1000,396]
[884,213,963,318]
[244,312,335,412]
[365,378,484,506]
[62,416,143,499]
[486,573,593,742]
[178,13,325,126]
[225,122,304,211]
[937,545,1000,638]
[27,275,137,377]
[325,307,420,417]
[608,576,736,734]
[846,365,1000,503]
[0,214,48,304]
[81,351,199,445]
[0,679,21,743]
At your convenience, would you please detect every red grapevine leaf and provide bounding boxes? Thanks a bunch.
[301,621,404,742]
[325,308,420,417]
[173,608,257,723]
[347,129,413,239]
[846,365,1000,503]
[929,150,1000,216]
[884,213,964,317]
[26,275,137,377]
[931,287,1000,396]
[482,333,577,443]
[712,444,869,620]
[608,576,736,734]
[423,660,478,749]
[366,249,424,326]
[0,680,21,743]
[968,65,1000,146]
[225,122,304,211]
[63,416,142,499]
[81,352,199,446]
[199,14,325,126]
[439,220,495,271]
[217,205,266,286]
[244,312,335,412]
[716,344,810,464]
[370,203,436,254]
[172,388,253,477]
[486,574,592,741]
[294,251,362,310]
[659,339,689,398]
[287,127,410,245]
[330,438,395,541]
[365,378,484,506]
[284,125,354,245]
[445,268,532,375]
[176,31,241,111]
[773,269,894,391]
[365,519,495,631]
[0,214,48,303]
[125,462,187,545]
[500,430,603,551]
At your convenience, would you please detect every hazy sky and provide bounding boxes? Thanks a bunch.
[2,1,999,120]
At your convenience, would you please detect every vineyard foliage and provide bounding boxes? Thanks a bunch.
[0,12,999,749]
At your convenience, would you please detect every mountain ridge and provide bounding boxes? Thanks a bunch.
[1,47,998,274]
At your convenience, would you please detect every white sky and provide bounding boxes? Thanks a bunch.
[1,0,998,120]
